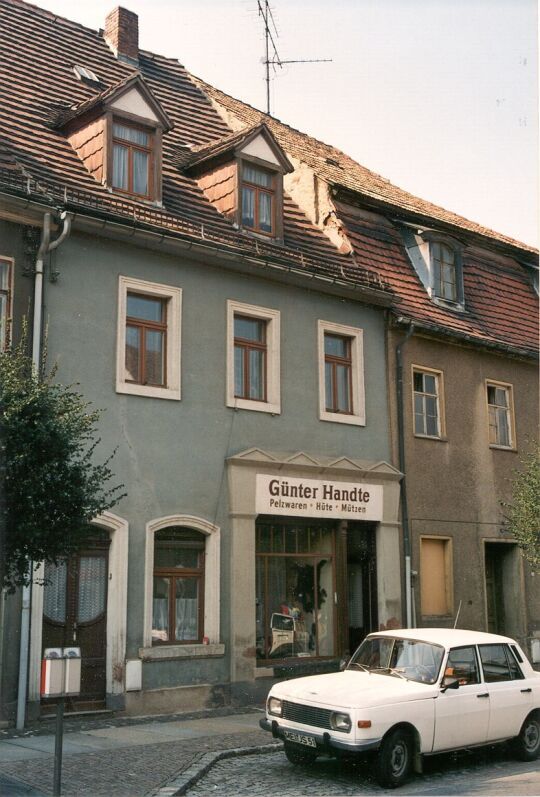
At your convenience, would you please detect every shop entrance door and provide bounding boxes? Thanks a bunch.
[41,531,109,711]
[347,523,377,653]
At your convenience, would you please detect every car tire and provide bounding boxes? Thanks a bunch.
[375,728,413,788]
[284,741,318,766]
[513,714,540,761]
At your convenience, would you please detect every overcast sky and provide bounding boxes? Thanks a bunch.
[35,0,538,246]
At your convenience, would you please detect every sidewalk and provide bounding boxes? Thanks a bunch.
[0,708,281,796]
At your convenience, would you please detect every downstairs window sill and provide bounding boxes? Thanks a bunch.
[139,643,225,661]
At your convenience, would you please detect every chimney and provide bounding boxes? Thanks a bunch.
[104,7,139,64]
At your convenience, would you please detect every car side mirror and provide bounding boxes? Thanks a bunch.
[441,676,460,692]
[339,655,350,671]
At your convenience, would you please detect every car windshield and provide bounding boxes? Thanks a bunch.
[348,636,444,684]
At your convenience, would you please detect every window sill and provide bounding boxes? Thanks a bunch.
[489,444,517,452]
[139,643,225,661]
[116,381,181,401]
[319,410,365,427]
[227,397,281,415]
[431,297,466,313]
[413,434,448,442]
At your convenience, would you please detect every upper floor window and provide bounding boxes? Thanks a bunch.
[324,333,352,414]
[486,380,515,449]
[432,242,457,302]
[116,276,182,401]
[234,315,267,402]
[0,257,13,350]
[413,367,444,439]
[241,165,275,236]
[112,122,152,198]
[318,321,365,426]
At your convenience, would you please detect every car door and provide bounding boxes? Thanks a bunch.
[433,645,490,751]
[478,643,533,741]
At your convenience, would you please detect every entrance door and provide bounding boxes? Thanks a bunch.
[485,543,505,634]
[347,523,377,653]
[42,532,109,711]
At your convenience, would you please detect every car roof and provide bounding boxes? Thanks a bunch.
[368,627,516,648]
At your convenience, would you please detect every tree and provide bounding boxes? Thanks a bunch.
[502,443,540,571]
[0,332,125,591]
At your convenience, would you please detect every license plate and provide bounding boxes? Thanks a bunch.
[283,730,317,747]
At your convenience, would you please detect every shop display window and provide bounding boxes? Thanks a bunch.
[256,520,335,662]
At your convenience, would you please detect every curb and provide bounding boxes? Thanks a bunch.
[150,742,283,796]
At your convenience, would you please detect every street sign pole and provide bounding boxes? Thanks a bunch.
[53,695,64,796]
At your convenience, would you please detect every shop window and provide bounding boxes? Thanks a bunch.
[412,367,444,438]
[0,257,13,350]
[318,320,365,426]
[241,164,275,235]
[152,528,205,645]
[256,520,336,662]
[112,122,153,198]
[420,536,453,616]
[116,276,181,400]
[486,381,515,449]
[226,300,280,414]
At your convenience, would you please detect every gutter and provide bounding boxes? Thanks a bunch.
[16,210,72,731]
[395,321,415,629]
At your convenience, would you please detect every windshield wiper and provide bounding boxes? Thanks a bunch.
[348,662,369,672]
[370,667,408,680]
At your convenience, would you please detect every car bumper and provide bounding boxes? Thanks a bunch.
[259,717,381,753]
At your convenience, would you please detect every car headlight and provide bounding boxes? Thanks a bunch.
[330,711,351,732]
[268,696,282,716]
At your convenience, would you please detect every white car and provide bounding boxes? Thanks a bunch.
[260,628,540,787]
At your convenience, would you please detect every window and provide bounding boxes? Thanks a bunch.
[256,520,336,662]
[479,644,524,682]
[420,536,453,616]
[318,321,365,426]
[444,646,480,686]
[241,164,275,235]
[0,257,13,350]
[116,276,181,400]
[413,367,444,438]
[486,381,515,449]
[226,300,280,414]
[112,122,152,198]
[432,242,457,302]
[152,528,205,645]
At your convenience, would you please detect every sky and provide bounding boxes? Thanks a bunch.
[34,0,538,246]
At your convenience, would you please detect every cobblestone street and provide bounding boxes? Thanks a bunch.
[189,745,540,796]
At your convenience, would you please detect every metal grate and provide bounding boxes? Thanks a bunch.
[282,700,332,730]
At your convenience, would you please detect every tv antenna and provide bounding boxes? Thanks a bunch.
[258,0,332,115]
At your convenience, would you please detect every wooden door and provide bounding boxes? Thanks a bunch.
[42,533,109,711]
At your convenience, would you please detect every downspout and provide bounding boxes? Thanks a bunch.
[16,210,72,730]
[395,320,415,629]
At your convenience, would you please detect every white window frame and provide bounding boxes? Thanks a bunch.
[486,379,516,450]
[116,275,182,400]
[318,320,365,426]
[142,515,222,655]
[412,365,445,439]
[226,299,281,414]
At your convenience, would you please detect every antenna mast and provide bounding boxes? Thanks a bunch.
[257,1,332,115]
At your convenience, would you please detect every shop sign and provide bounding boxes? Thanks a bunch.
[256,474,383,520]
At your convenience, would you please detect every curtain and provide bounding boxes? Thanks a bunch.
[133,150,149,195]
[113,144,128,190]
[77,556,106,622]
[43,560,67,623]
[242,187,255,226]
[259,192,272,232]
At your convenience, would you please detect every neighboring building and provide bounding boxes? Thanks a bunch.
[0,0,537,724]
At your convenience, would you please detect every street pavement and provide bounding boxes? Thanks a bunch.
[0,707,538,796]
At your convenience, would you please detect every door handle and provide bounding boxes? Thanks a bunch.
[477,693,489,698]
[73,621,77,642]
[520,688,532,693]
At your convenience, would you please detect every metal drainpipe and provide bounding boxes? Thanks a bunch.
[395,321,415,629]
[16,211,72,731]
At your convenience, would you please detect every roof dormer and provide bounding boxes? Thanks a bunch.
[400,224,466,311]
[183,124,293,240]
[60,74,172,204]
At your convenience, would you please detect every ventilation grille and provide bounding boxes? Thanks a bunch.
[282,700,332,730]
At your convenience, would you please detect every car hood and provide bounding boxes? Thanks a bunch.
[272,670,438,709]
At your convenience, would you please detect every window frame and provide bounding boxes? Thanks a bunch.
[318,320,365,426]
[420,535,453,617]
[116,276,182,400]
[233,314,267,403]
[111,120,154,199]
[0,256,14,350]
[125,292,168,388]
[411,365,446,440]
[417,232,464,309]
[485,379,516,450]
[105,110,163,204]
[226,300,281,414]
[324,333,353,415]
[240,163,276,237]
[237,155,284,240]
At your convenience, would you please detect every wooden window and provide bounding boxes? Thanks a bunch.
[112,122,153,198]
[241,164,275,235]
[432,242,457,302]
[487,381,514,448]
[125,292,167,387]
[152,528,205,645]
[420,536,453,616]
[324,333,352,414]
[0,257,12,350]
[234,314,267,401]
[413,368,443,438]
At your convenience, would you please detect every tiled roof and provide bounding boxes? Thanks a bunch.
[0,0,388,297]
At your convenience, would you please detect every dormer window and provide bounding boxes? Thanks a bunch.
[400,225,465,310]
[241,164,275,235]
[112,122,152,198]
[432,242,457,302]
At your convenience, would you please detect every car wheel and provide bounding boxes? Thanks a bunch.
[284,742,318,766]
[375,728,413,788]
[513,714,540,761]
